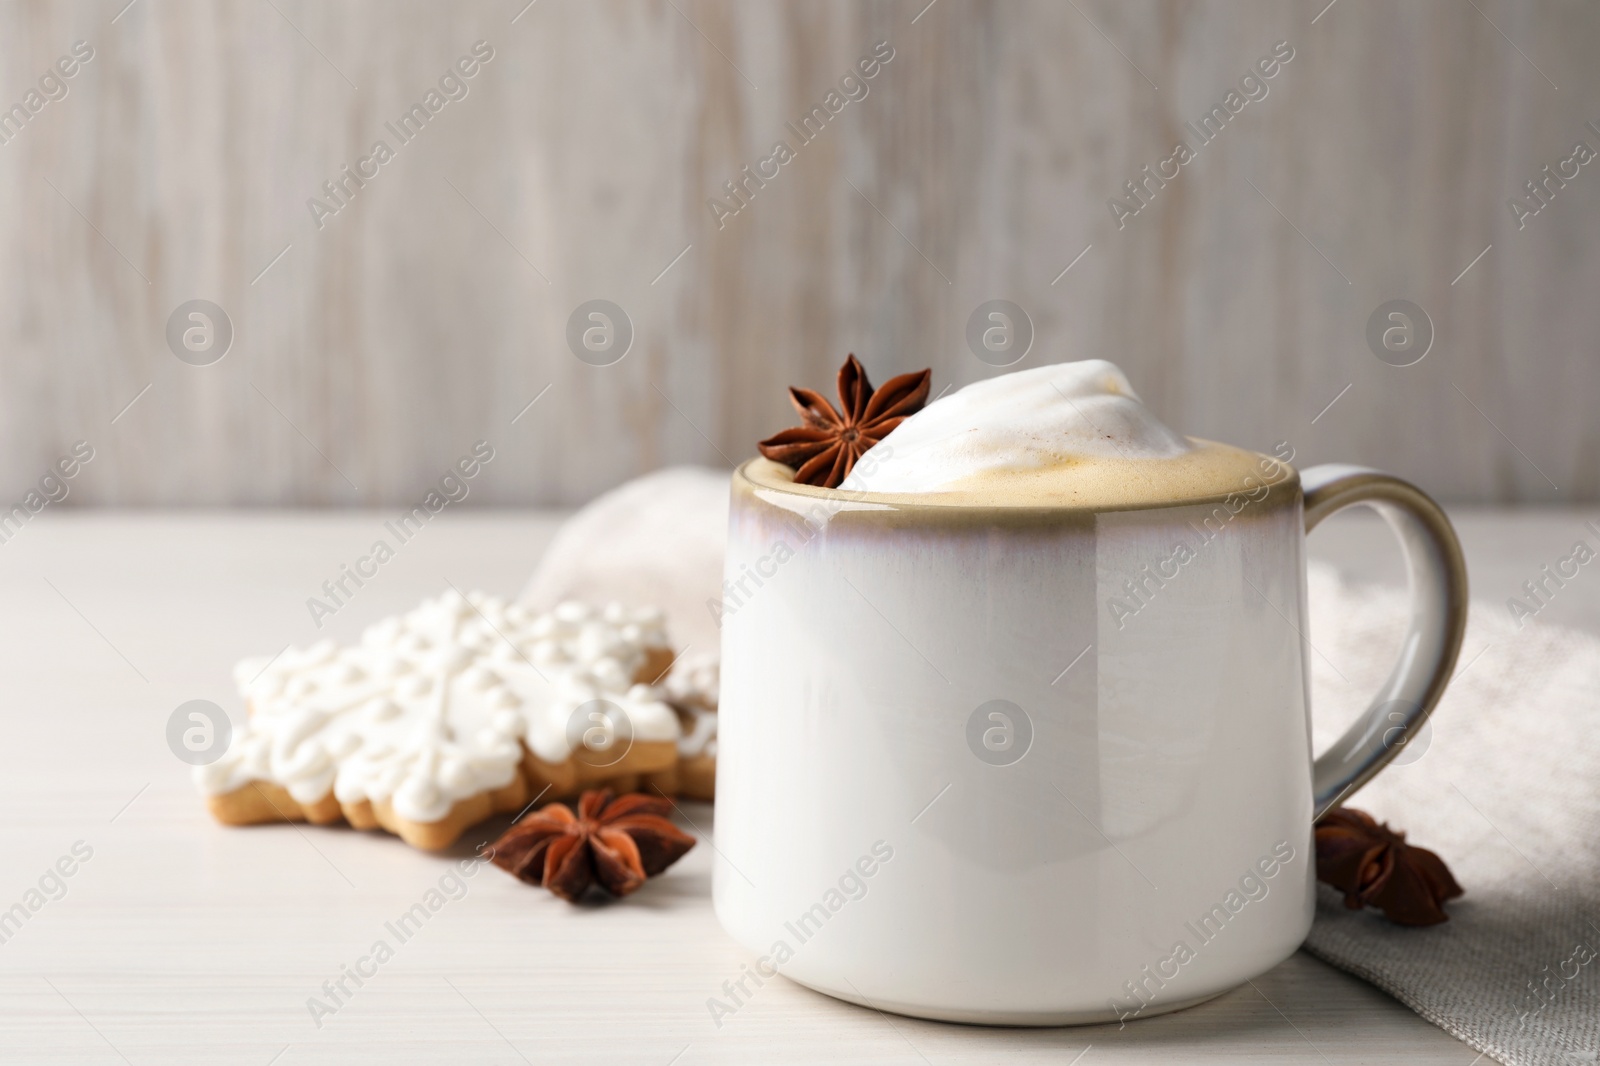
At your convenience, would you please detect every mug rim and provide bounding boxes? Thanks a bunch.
[733,449,1302,517]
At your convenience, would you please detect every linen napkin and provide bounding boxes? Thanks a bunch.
[1303,562,1599,1066]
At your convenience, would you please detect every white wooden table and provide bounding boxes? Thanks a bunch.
[3,507,1578,1065]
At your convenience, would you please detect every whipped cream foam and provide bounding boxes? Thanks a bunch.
[843,361,1188,492]
[821,360,1282,508]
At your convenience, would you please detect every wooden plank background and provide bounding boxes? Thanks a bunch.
[0,0,1595,506]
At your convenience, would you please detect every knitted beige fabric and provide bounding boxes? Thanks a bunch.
[520,466,730,658]
[1302,562,1599,1066]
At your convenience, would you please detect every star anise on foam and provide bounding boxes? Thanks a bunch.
[489,789,696,902]
[758,354,932,489]
[1314,807,1462,926]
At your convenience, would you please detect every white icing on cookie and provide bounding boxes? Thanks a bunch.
[675,706,718,759]
[664,651,719,757]
[665,650,720,709]
[193,591,679,824]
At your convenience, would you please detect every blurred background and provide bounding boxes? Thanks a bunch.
[1,0,1595,507]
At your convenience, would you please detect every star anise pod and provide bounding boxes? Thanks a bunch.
[1314,807,1462,926]
[758,354,932,489]
[489,789,695,902]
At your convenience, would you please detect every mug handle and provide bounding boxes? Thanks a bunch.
[1300,465,1469,818]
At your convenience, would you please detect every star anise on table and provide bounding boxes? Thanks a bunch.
[758,354,932,489]
[489,789,696,902]
[1314,807,1463,926]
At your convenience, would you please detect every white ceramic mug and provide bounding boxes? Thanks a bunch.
[713,453,1467,1025]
